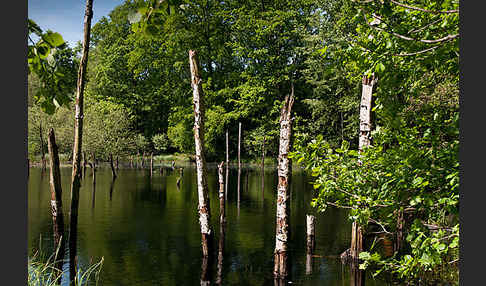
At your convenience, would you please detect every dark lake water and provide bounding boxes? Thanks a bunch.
[28,165,387,285]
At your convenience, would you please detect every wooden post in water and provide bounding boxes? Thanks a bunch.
[237,122,242,205]
[349,73,377,262]
[273,94,294,279]
[225,129,229,199]
[190,49,213,257]
[109,153,117,179]
[68,1,93,282]
[150,152,154,175]
[261,135,265,193]
[47,128,66,275]
[216,161,226,285]
[306,215,316,253]
[305,215,315,275]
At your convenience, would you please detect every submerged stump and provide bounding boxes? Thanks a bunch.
[273,93,294,279]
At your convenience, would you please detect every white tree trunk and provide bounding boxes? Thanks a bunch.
[190,50,213,257]
[273,93,294,278]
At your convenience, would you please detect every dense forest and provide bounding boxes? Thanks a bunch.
[28,0,459,284]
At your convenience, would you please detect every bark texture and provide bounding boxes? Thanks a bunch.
[237,122,242,204]
[262,135,265,193]
[68,1,93,283]
[306,215,316,253]
[273,94,294,278]
[150,152,154,175]
[349,74,377,262]
[47,129,65,274]
[190,50,213,257]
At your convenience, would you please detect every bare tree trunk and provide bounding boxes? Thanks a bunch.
[150,152,153,174]
[237,122,241,206]
[306,215,316,254]
[349,74,377,262]
[47,128,65,275]
[39,123,46,170]
[216,161,226,285]
[130,155,133,168]
[262,135,265,191]
[273,94,294,279]
[116,156,119,170]
[225,129,229,199]
[68,1,93,283]
[141,152,145,168]
[109,153,117,179]
[305,214,316,275]
[190,50,213,257]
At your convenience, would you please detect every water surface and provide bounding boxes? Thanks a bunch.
[28,165,387,285]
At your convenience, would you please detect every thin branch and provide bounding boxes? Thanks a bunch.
[325,202,353,209]
[394,45,440,56]
[390,0,459,14]
[368,218,392,234]
[408,18,443,34]
[365,13,459,44]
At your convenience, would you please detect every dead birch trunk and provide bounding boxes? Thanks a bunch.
[190,49,213,257]
[349,74,377,262]
[109,153,117,179]
[237,122,242,204]
[150,152,153,174]
[216,161,226,285]
[273,94,294,279]
[305,215,315,275]
[225,129,229,199]
[306,215,316,254]
[47,129,65,274]
[68,1,93,282]
[262,135,265,193]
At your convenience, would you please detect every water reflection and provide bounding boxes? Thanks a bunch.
[28,166,388,285]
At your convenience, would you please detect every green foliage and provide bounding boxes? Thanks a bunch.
[28,19,78,114]
[291,1,459,284]
[152,133,170,153]
[28,250,103,286]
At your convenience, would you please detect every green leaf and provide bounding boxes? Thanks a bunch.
[128,11,143,24]
[42,31,65,48]
[359,252,371,260]
[375,62,385,73]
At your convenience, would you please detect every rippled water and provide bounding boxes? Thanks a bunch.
[28,165,387,285]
